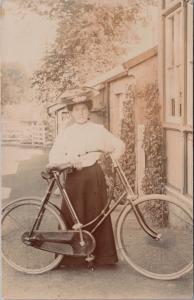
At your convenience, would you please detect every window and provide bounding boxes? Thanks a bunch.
[171,98,175,116]
[116,93,124,137]
[171,16,175,66]
[58,110,71,130]
[186,2,193,126]
[163,0,179,9]
[187,133,193,196]
[166,130,182,190]
[109,91,124,137]
[165,9,183,123]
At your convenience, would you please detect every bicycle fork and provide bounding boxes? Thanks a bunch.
[128,195,161,240]
[114,159,161,240]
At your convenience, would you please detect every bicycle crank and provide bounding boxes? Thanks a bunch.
[22,230,96,256]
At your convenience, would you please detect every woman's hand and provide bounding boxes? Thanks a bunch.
[73,161,83,170]
[46,163,59,172]
[71,157,83,170]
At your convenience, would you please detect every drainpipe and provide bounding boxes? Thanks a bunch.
[105,81,110,130]
[55,112,58,137]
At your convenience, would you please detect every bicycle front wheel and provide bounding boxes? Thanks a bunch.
[116,194,193,280]
[2,198,66,274]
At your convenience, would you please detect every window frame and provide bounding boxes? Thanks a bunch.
[164,7,184,124]
[186,2,193,126]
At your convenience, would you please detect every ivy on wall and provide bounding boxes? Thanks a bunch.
[141,82,166,194]
[100,84,136,201]
[101,82,167,225]
[119,84,136,192]
[140,82,168,226]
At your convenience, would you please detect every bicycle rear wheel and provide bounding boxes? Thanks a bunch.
[2,198,66,274]
[116,194,193,280]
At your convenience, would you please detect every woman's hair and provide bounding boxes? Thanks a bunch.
[67,99,93,111]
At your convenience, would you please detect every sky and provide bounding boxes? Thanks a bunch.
[1,0,57,74]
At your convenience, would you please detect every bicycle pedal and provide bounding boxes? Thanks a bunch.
[155,233,162,241]
[85,254,95,262]
[87,262,95,271]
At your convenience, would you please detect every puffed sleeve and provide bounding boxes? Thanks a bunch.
[49,130,69,164]
[100,126,125,160]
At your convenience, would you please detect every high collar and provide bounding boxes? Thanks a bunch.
[73,121,91,127]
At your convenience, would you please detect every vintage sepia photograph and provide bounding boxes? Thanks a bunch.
[1,0,193,299]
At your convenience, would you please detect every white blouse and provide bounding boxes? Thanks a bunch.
[49,121,125,167]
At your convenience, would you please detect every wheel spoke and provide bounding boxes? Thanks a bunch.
[2,199,65,274]
[116,195,193,280]
[5,213,29,231]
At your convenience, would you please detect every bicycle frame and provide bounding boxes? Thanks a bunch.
[2,157,192,279]
[29,156,160,241]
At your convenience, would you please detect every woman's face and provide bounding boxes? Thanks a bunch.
[71,103,89,124]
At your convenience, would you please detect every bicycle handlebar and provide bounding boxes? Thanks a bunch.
[46,150,118,175]
[46,162,73,174]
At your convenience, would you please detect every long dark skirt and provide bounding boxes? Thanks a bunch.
[60,163,118,266]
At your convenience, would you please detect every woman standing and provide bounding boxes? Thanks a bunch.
[49,94,125,266]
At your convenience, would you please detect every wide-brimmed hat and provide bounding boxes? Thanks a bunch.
[66,94,93,111]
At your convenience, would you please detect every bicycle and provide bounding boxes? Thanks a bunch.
[1,152,193,280]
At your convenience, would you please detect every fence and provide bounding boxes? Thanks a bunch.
[1,120,49,146]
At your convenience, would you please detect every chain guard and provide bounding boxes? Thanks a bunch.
[22,230,96,256]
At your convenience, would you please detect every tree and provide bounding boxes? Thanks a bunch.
[1,63,30,107]
[11,0,158,104]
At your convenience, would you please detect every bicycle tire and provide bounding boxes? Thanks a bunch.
[116,194,193,280]
[2,198,66,274]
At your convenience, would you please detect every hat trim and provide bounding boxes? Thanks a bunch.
[67,99,93,111]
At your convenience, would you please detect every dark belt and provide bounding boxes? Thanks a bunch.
[67,161,100,174]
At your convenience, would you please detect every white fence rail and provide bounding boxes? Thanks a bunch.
[1,121,47,146]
